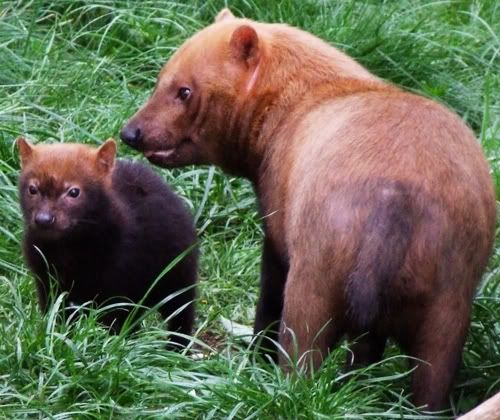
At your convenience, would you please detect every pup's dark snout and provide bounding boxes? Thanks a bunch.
[120,122,143,148]
[35,211,55,228]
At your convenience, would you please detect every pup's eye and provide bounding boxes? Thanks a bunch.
[28,185,38,195]
[67,188,80,198]
[177,87,191,101]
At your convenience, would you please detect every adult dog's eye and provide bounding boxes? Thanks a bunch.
[67,187,80,198]
[28,185,38,195]
[177,87,191,101]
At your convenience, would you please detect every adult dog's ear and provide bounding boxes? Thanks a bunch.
[230,25,260,67]
[215,8,235,22]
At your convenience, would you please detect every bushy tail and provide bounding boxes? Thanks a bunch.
[346,183,414,330]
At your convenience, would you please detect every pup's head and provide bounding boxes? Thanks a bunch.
[120,8,264,169]
[17,137,116,240]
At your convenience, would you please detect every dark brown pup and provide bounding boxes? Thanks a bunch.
[120,9,496,410]
[18,138,198,347]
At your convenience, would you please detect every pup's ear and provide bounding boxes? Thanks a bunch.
[96,138,117,175]
[16,137,35,168]
[230,25,259,66]
[215,8,235,22]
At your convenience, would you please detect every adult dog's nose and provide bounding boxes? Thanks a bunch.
[120,122,143,148]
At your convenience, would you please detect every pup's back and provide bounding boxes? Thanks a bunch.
[110,160,198,327]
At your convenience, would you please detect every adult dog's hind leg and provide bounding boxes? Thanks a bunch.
[279,263,345,371]
[405,292,472,411]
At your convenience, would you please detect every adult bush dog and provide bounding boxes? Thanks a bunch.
[121,8,496,411]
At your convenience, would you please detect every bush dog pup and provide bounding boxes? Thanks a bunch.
[17,138,198,347]
[120,9,496,409]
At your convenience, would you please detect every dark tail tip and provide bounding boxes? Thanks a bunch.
[347,271,381,330]
[345,181,415,330]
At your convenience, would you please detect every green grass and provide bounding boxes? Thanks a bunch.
[0,0,498,418]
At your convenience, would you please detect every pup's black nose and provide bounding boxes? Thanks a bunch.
[35,212,55,228]
[120,122,143,148]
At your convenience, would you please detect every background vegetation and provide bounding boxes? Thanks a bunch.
[0,0,498,418]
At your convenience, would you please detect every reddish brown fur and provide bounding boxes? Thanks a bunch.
[121,9,496,410]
